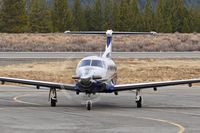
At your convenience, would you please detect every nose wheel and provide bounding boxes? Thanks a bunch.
[86,100,92,110]
[85,94,93,110]
[51,98,57,107]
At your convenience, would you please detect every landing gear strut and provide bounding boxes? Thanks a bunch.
[49,88,57,107]
[135,89,142,108]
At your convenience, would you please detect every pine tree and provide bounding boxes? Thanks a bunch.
[119,0,131,31]
[72,0,86,30]
[129,0,142,31]
[90,0,103,30]
[189,7,200,32]
[52,0,72,32]
[0,0,27,33]
[182,9,191,33]
[155,0,164,32]
[84,4,93,30]
[155,0,172,32]
[112,1,121,30]
[170,0,187,32]
[103,0,113,30]
[28,0,52,33]
[143,0,154,31]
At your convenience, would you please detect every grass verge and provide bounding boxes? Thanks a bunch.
[0,59,200,84]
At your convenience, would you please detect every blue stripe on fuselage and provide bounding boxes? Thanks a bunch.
[107,37,112,47]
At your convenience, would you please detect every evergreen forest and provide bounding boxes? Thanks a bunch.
[0,0,200,33]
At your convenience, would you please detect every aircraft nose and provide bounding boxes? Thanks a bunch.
[80,76,91,82]
[80,76,92,87]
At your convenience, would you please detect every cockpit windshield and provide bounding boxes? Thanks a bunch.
[91,60,104,68]
[79,59,104,68]
[79,60,91,67]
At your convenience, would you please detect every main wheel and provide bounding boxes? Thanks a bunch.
[114,92,118,95]
[86,101,92,110]
[136,96,142,108]
[51,98,57,107]
[76,91,80,95]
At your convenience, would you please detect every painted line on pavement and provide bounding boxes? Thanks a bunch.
[138,117,185,133]
[13,94,41,106]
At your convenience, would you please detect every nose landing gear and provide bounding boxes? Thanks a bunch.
[86,94,93,110]
[49,88,57,107]
[86,100,92,110]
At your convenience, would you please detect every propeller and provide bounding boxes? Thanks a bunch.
[61,90,101,105]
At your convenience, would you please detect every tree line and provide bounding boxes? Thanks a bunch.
[0,0,200,33]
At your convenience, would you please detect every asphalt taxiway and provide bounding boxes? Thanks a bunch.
[0,85,199,133]
[0,52,200,59]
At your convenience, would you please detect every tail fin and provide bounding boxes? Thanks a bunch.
[102,30,113,58]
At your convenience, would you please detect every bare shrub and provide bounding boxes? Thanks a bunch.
[0,33,199,52]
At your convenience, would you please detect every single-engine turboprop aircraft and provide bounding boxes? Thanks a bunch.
[0,30,200,110]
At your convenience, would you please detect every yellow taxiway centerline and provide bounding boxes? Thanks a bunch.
[13,94,41,106]
[138,117,185,133]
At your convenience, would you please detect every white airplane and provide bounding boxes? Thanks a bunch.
[0,30,200,110]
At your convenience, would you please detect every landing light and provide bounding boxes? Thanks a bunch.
[72,75,80,80]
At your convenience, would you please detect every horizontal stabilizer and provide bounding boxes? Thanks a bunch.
[65,31,157,35]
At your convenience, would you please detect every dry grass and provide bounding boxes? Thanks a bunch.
[0,33,200,51]
[116,59,200,83]
[0,59,200,84]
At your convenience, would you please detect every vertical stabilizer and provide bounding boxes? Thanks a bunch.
[102,30,113,58]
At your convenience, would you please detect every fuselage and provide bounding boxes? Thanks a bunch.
[74,56,117,94]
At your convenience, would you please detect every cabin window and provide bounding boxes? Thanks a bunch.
[108,65,116,71]
[91,60,104,68]
[79,60,91,67]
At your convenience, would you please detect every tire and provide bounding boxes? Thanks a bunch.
[86,101,92,110]
[136,96,142,108]
[114,92,118,95]
[51,98,56,107]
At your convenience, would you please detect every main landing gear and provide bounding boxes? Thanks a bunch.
[49,88,57,107]
[135,90,142,108]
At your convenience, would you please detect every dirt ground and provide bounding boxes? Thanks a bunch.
[0,59,200,84]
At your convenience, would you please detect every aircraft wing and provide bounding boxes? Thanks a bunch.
[0,77,76,91]
[114,79,200,91]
